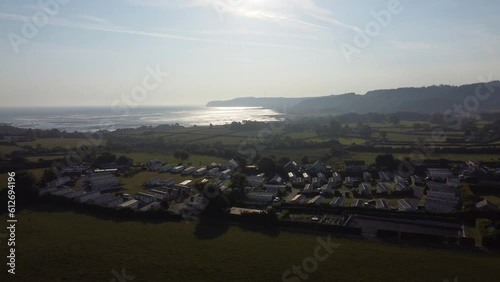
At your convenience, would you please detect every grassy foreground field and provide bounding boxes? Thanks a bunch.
[1,209,498,282]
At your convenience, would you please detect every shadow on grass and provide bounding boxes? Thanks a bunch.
[193,218,230,240]
[2,192,183,225]
[193,215,281,239]
[237,223,281,237]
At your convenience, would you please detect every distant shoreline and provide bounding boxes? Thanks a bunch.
[0,106,285,132]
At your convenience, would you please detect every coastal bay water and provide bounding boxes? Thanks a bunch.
[0,106,283,132]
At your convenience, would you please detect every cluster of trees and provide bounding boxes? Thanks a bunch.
[0,125,98,140]
[93,152,133,167]
[228,120,276,131]
[476,218,500,248]
[375,153,401,170]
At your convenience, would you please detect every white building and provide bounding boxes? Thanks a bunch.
[289,194,306,204]
[219,169,232,180]
[118,199,139,210]
[181,166,196,175]
[308,195,324,205]
[194,167,207,176]
[171,165,184,173]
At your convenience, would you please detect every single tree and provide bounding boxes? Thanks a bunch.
[230,173,248,189]
[388,114,400,127]
[174,150,190,163]
[257,156,276,176]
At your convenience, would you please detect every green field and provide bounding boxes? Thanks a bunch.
[118,171,206,195]
[116,152,227,165]
[0,145,21,154]
[25,155,65,162]
[17,138,106,149]
[1,209,498,282]
[348,152,500,166]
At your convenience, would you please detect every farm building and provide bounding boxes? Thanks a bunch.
[351,199,364,207]
[302,184,315,194]
[118,199,139,210]
[194,167,207,176]
[146,159,163,171]
[376,183,389,195]
[149,189,169,200]
[394,175,408,186]
[179,180,193,187]
[181,166,196,175]
[330,172,343,186]
[83,173,119,192]
[221,159,238,171]
[48,176,71,188]
[317,173,326,183]
[424,182,460,213]
[265,185,286,193]
[329,197,344,207]
[397,199,415,211]
[343,160,367,171]
[344,177,358,187]
[289,194,306,204]
[309,161,327,173]
[207,167,220,178]
[284,161,299,173]
[302,172,311,183]
[74,191,101,203]
[245,191,276,206]
[160,177,176,187]
[363,171,372,182]
[139,202,161,212]
[88,193,114,205]
[62,190,86,199]
[135,192,158,204]
[375,199,389,210]
[395,183,410,192]
[171,165,184,173]
[319,184,331,194]
[308,195,324,205]
[358,183,370,196]
[159,165,173,173]
[144,177,161,187]
[50,187,73,196]
[476,199,498,211]
[60,165,89,177]
[247,174,265,187]
[219,169,232,180]
[378,171,392,181]
[102,196,123,208]
[426,168,451,182]
[269,175,283,185]
[411,175,424,186]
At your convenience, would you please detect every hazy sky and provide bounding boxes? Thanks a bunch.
[1,0,499,107]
